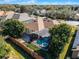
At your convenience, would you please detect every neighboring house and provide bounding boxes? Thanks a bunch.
[6,13,14,20]
[75,13,79,19]
[5,12,37,22]
[60,20,79,26]
[41,9,47,14]
[65,21,79,26]
[0,11,5,16]
[35,9,47,16]
[72,28,79,59]
[5,11,15,15]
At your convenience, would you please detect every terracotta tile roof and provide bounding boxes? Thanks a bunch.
[0,11,15,16]
[43,19,54,29]
[24,19,54,32]
[24,20,38,32]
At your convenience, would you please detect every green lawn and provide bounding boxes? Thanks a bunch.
[27,43,52,59]
[6,39,32,59]
[6,43,25,59]
[27,43,40,51]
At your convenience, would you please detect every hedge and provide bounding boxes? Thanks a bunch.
[59,26,76,59]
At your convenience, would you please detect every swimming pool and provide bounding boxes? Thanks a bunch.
[36,37,49,48]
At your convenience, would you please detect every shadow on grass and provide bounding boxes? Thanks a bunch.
[5,39,33,59]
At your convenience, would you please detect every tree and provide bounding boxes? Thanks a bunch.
[3,19,24,38]
[49,24,72,58]
[20,5,26,13]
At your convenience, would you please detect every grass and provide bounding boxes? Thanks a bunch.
[6,43,25,59]
[0,35,32,59]
[6,39,32,59]
[0,36,23,59]
[27,43,40,51]
[27,43,52,59]
[59,26,76,59]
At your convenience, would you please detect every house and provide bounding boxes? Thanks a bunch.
[24,17,54,32]
[60,20,79,26]
[32,29,50,37]
[5,12,37,22]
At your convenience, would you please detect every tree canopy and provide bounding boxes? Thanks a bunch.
[49,24,72,58]
[3,19,24,38]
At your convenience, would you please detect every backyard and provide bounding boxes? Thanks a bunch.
[0,35,32,59]
[6,39,32,59]
[27,43,52,59]
[22,24,76,59]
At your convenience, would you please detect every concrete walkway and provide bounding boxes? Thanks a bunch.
[37,17,45,31]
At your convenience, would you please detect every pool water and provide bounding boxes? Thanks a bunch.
[36,37,49,48]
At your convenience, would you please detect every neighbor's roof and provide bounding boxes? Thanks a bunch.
[0,11,15,16]
[5,13,36,22]
[6,13,14,20]
[12,13,20,19]
[72,29,79,48]
[5,11,15,15]
[19,13,36,21]
[65,21,79,26]
[0,11,4,16]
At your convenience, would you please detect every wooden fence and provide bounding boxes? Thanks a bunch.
[9,37,44,59]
